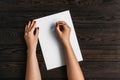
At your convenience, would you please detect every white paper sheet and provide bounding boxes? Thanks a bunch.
[35,10,83,70]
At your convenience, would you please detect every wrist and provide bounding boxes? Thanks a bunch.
[27,48,36,54]
[63,41,71,48]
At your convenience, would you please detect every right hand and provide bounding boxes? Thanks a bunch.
[56,21,71,45]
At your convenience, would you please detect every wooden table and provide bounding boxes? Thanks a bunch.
[0,0,120,80]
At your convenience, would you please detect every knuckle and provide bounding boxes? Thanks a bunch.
[68,27,71,32]
[24,33,27,36]
[28,31,31,34]
[67,26,71,30]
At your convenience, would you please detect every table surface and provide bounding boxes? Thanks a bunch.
[0,0,120,80]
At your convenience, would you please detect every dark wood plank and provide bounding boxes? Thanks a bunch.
[0,61,120,79]
[82,49,120,61]
[1,28,120,49]
[0,0,120,80]
[1,47,120,62]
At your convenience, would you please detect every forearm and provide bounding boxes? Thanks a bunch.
[64,42,84,80]
[25,50,42,80]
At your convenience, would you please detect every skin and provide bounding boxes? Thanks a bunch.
[24,20,84,80]
[24,20,42,80]
[56,21,84,80]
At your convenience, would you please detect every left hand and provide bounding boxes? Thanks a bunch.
[24,20,39,53]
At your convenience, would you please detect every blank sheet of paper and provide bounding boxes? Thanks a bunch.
[35,10,83,70]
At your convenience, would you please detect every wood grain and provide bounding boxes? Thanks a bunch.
[0,0,120,80]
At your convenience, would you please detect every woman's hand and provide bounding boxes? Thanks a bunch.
[24,20,39,53]
[56,21,71,46]
[56,21,84,80]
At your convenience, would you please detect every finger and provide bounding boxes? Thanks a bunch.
[24,25,28,37]
[31,21,36,32]
[30,21,36,32]
[63,24,69,30]
[27,21,31,28]
[25,25,27,32]
[60,22,70,30]
[57,21,66,24]
[35,28,39,37]
[27,21,31,32]
[57,21,69,28]
[56,24,62,33]
[30,20,35,28]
